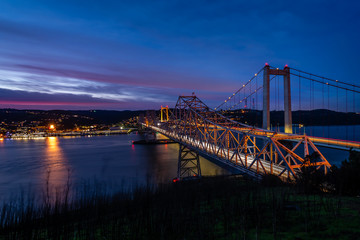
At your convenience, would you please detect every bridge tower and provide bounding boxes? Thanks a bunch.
[160,105,169,122]
[263,64,292,133]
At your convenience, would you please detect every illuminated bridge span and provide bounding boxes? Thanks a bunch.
[145,64,360,180]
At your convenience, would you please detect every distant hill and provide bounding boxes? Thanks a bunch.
[1,108,359,130]
[0,109,146,130]
[221,109,360,126]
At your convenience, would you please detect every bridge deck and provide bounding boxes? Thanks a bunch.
[149,125,290,179]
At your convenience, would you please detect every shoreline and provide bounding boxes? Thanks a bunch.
[1,129,137,140]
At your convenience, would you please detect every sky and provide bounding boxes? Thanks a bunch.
[0,0,360,110]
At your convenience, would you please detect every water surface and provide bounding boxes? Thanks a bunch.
[0,133,230,200]
[0,126,356,200]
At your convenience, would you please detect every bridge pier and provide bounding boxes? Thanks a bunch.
[177,144,201,180]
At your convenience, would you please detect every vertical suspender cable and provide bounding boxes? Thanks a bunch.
[275,75,278,111]
[310,76,313,136]
[322,78,325,110]
[250,77,252,110]
[321,78,327,137]
[255,74,258,126]
[309,74,312,110]
[354,87,356,141]
[327,82,330,139]
[276,75,278,111]
[243,87,245,109]
[312,75,314,110]
[337,81,339,112]
[346,90,348,140]
[313,80,315,110]
[256,74,258,110]
[299,71,302,133]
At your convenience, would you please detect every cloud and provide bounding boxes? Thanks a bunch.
[0,0,359,110]
[0,87,168,110]
[0,87,119,102]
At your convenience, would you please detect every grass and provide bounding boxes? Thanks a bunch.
[0,175,359,239]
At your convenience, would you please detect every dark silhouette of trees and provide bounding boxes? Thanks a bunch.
[327,150,360,196]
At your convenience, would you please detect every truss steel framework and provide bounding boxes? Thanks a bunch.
[152,95,331,180]
[177,144,201,180]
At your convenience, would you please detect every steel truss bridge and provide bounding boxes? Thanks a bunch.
[144,65,360,180]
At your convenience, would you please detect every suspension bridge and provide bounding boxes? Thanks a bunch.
[143,64,360,180]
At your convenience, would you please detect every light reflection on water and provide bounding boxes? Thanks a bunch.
[44,137,70,191]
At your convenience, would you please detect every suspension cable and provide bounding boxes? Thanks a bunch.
[228,75,277,111]
[289,72,360,94]
[289,67,360,89]
[216,67,265,110]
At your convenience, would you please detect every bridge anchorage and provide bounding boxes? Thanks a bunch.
[146,95,331,181]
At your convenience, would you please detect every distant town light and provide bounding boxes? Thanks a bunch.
[49,124,55,130]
